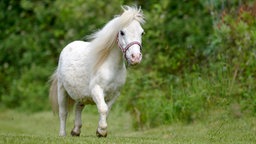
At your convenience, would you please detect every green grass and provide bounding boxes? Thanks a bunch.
[0,108,255,144]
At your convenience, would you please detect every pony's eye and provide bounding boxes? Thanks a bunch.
[120,31,125,36]
[141,32,145,36]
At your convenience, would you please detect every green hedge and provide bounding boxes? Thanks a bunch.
[0,0,255,128]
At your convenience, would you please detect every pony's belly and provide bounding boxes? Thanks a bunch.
[62,78,90,98]
[65,83,94,104]
[67,90,94,104]
[78,97,94,104]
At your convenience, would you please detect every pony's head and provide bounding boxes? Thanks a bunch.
[117,20,144,65]
[117,6,145,65]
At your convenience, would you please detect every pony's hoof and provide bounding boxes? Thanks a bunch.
[71,130,80,137]
[59,132,66,137]
[96,129,107,137]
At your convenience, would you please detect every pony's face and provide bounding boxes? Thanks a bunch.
[118,20,144,65]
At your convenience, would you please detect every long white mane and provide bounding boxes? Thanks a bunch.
[88,6,145,69]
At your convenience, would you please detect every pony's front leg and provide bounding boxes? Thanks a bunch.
[91,85,108,137]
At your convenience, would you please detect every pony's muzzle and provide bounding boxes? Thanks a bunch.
[130,53,142,65]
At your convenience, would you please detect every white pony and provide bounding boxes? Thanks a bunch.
[49,6,145,137]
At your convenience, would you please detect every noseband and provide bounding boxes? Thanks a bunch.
[116,35,142,60]
[117,36,142,60]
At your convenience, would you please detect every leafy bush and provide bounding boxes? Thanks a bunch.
[120,0,256,129]
[1,65,51,112]
[0,0,255,130]
[206,1,256,115]
[0,0,121,111]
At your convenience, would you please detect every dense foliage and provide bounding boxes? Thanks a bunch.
[1,0,255,129]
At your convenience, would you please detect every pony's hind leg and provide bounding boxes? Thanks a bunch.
[58,83,68,136]
[91,85,108,137]
[71,102,85,136]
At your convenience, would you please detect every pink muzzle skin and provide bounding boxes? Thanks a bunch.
[117,38,142,63]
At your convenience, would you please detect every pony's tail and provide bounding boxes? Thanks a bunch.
[49,72,59,114]
[49,71,75,114]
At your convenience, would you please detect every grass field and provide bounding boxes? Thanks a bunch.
[0,107,255,144]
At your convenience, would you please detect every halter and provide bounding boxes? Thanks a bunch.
[117,35,142,61]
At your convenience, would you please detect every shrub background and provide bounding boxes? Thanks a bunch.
[1,0,255,129]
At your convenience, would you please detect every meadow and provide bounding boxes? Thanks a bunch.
[0,107,255,144]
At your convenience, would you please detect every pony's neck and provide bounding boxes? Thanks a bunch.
[92,43,124,71]
[108,45,125,68]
